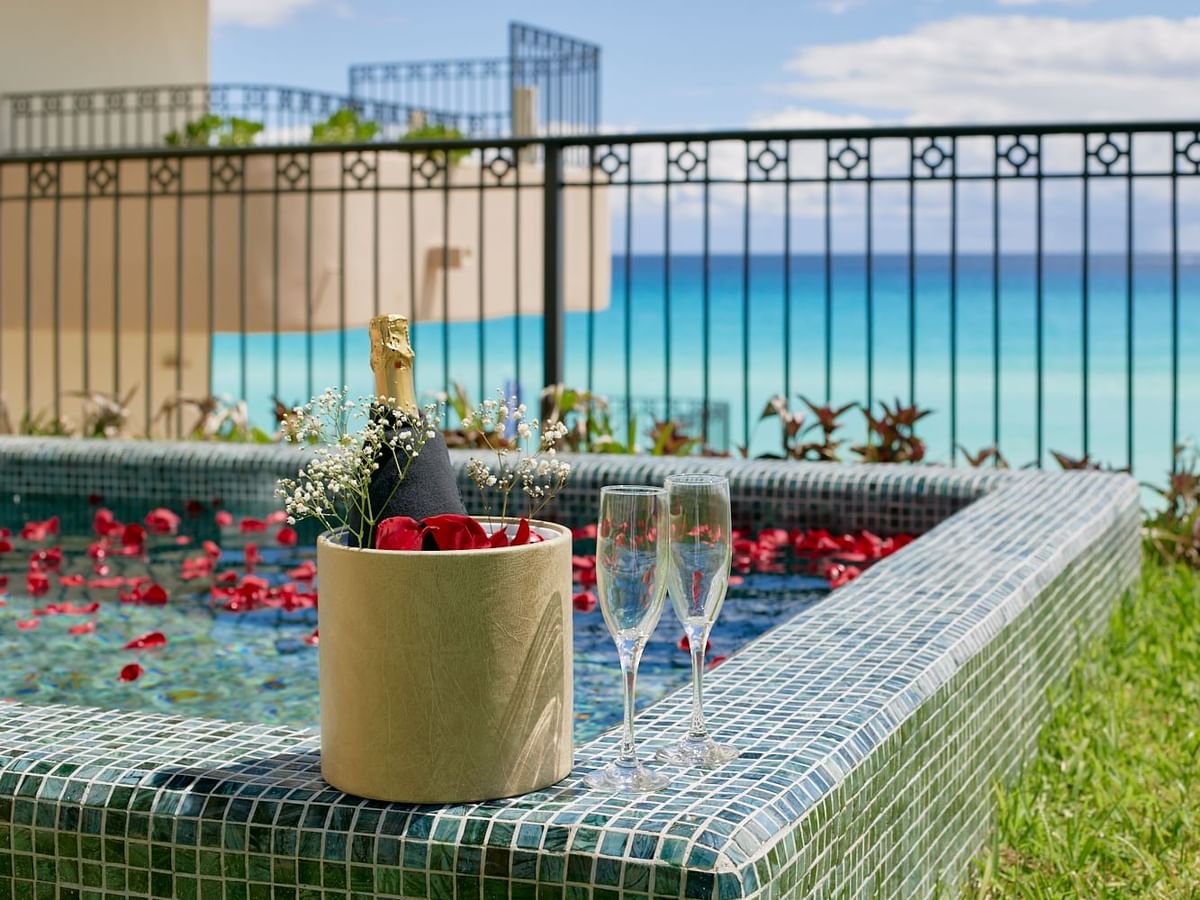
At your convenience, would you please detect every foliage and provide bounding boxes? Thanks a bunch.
[851,399,932,463]
[754,395,854,461]
[155,394,275,443]
[540,384,634,454]
[963,558,1200,897]
[958,445,1008,468]
[439,382,513,451]
[165,114,263,148]
[403,122,470,165]
[1142,443,1200,569]
[1049,449,1128,473]
[310,108,380,145]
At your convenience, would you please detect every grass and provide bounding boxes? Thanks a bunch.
[964,558,1200,898]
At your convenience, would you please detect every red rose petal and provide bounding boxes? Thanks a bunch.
[239,517,267,534]
[572,523,598,540]
[144,507,181,535]
[572,591,597,613]
[707,655,728,670]
[68,621,96,636]
[0,539,12,553]
[244,543,260,571]
[267,511,289,525]
[59,574,85,588]
[25,572,50,597]
[123,631,167,650]
[375,516,426,551]
[287,560,316,581]
[275,527,297,547]
[424,514,490,551]
[510,518,532,547]
[304,628,319,646]
[121,523,146,548]
[141,583,169,605]
[215,511,234,528]
[488,528,510,548]
[17,618,40,630]
[87,576,124,589]
[118,663,144,682]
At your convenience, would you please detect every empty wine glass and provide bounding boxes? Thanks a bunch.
[656,474,740,768]
[585,485,671,793]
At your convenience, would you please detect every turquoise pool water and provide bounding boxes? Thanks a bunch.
[0,498,834,743]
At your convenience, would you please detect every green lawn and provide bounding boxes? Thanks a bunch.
[964,559,1200,898]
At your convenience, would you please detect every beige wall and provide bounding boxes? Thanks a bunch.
[0,0,209,151]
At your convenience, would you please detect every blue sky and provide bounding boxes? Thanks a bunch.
[211,0,1200,130]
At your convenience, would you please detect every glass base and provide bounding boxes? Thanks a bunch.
[584,760,671,793]
[655,736,740,768]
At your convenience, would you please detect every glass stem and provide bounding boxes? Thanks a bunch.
[618,649,640,768]
[688,632,709,741]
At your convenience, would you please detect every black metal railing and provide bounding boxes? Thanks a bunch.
[349,22,601,138]
[0,84,463,154]
[0,121,1197,476]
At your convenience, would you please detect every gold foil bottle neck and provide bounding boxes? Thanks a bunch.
[368,315,418,416]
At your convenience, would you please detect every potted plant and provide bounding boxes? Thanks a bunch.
[277,389,574,802]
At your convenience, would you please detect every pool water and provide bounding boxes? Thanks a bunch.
[0,499,847,744]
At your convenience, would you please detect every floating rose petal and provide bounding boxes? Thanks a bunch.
[180,556,214,581]
[214,511,234,528]
[68,621,95,636]
[0,574,7,589]
[93,508,122,538]
[37,601,100,616]
[17,618,40,630]
[275,527,297,547]
[20,516,60,542]
[572,591,597,613]
[215,570,238,584]
[87,494,104,506]
[141,583,169,605]
[123,631,167,650]
[728,575,744,586]
[25,572,50,597]
[266,511,289,525]
[572,523,598,540]
[239,517,267,534]
[86,541,108,560]
[202,540,222,560]
[244,543,260,571]
[304,628,319,647]
[144,508,181,535]
[287,560,316,581]
[707,655,728,671]
[88,576,124,590]
[677,634,713,654]
[375,516,425,551]
[121,523,146,548]
[0,539,12,554]
[174,536,192,546]
[118,663,144,682]
[571,555,596,571]
[185,499,205,516]
[29,546,63,572]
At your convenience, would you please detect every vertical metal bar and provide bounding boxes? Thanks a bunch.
[24,164,33,418]
[1170,160,1180,462]
[1081,150,1090,459]
[949,138,958,462]
[407,154,418,360]
[542,143,564,391]
[824,143,833,404]
[206,166,215,402]
[586,144,596,399]
[992,137,1001,458]
[514,148,522,394]
[742,143,752,452]
[305,153,314,399]
[373,149,381,320]
[865,142,874,414]
[52,164,62,423]
[441,149,451,393]
[783,144,792,404]
[145,160,154,432]
[239,159,248,408]
[1125,140,1134,470]
[81,166,91,396]
[1035,135,1043,467]
[702,143,711,446]
[272,158,281,404]
[623,149,633,443]
[340,153,348,391]
[477,151,486,403]
[908,141,916,407]
[175,158,184,437]
[663,144,672,420]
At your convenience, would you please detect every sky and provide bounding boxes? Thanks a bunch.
[210,0,1200,131]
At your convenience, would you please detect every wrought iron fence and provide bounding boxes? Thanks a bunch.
[0,122,1197,476]
[0,84,463,154]
[349,22,601,138]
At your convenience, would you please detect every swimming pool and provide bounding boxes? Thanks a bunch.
[0,496,895,743]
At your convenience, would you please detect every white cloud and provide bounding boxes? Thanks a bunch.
[748,108,874,130]
[778,15,1200,123]
[211,0,322,27]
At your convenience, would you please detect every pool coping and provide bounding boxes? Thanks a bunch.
[0,439,1140,898]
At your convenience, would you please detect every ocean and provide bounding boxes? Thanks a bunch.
[212,253,1200,482]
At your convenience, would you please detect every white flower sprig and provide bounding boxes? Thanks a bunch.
[275,386,441,546]
[462,392,571,522]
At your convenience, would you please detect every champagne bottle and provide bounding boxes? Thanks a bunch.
[349,314,467,547]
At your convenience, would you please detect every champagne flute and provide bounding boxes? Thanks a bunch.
[656,474,740,767]
[585,485,671,792]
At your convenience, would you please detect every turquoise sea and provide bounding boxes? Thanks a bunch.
[213,253,1200,480]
